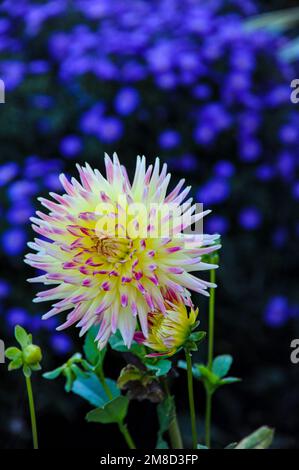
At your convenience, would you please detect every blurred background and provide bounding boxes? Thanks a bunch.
[0,0,299,449]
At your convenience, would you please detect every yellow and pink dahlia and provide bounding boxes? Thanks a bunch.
[25,154,220,349]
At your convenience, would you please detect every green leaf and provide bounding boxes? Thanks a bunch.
[280,37,299,62]
[244,7,299,33]
[219,377,241,386]
[5,347,21,360]
[109,331,146,357]
[15,325,30,349]
[86,395,129,424]
[235,426,274,449]
[146,359,172,377]
[212,355,233,378]
[156,396,175,449]
[197,444,209,449]
[23,364,32,378]
[189,331,206,344]
[43,366,64,380]
[225,442,238,449]
[83,327,106,368]
[72,373,119,407]
[8,357,23,371]
[117,365,144,389]
[178,360,201,379]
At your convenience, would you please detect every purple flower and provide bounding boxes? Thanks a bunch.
[50,333,73,355]
[2,228,26,255]
[213,160,235,178]
[264,296,289,327]
[205,215,229,235]
[0,162,18,186]
[256,164,275,181]
[114,87,139,115]
[0,279,10,299]
[197,179,230,205]
[279,124,298,144]
[80,104,105,135]
[238,207,262,230]
[97,116,123,143]
[158,130,181,149]
[239,138,261,162]
[7,203,34,225]
[293,182,299,200]
[8,180,38,201]
[6,307,28,328]
[60,135,82,158]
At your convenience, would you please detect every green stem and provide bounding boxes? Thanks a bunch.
[25,376,38,450]
[163,379,183,449]
[97,366,136,449]
[207,269,216,370]
[118,422,136,449]
[205,390,212,448]
[97,367,113,401]
[206,268,216,448]
[185,349,197,449]
[168,416,184,449]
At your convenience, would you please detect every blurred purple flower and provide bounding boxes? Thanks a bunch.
[50,333,73,355]
[6,307,28,328]
[213,160,235,178]
[197,179,230,205]
[114,87,139,115]
[264,296,289,327]
[0,162,18,186]
[238,206,262,230]
[60,135,82,158]
[2,228,26,255]
[97,116,123,143]
[205,215,229,235]
[158,129,181,149]
[0,279,10,299]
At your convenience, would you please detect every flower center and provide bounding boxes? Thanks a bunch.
[95,236,132,263]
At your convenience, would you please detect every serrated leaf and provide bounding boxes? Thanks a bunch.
[43,366,64,380]
[156,396,175,449]
[212,355,233,378]
[235,426,274,449]
[73,373,120,407]
[15,325,30,349]
[225,442,238,449]
[86,395,129,424]
[197,444,209,449]
[5,347,21,360]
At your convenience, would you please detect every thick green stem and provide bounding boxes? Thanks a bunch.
[97,366,136,449]
[25,376,38,450]
[168,415,184,449]
[206,268,216,448]
[118,422,136,449]
[163,379,183,449]
[185,349,197,449]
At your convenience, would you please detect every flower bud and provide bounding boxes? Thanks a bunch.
[23,344,42,365]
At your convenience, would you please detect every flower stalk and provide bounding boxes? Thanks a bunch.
[185,349,198,449]
[25,375,39,449]
[205,267,216,448]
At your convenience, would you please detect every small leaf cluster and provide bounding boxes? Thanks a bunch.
[179,354,240,395]
[5,325,42,378]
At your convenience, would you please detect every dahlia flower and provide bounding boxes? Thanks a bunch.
[25,153,220,349]
[135,290,200,357]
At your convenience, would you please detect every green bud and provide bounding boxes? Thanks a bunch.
[23,344,42,365]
